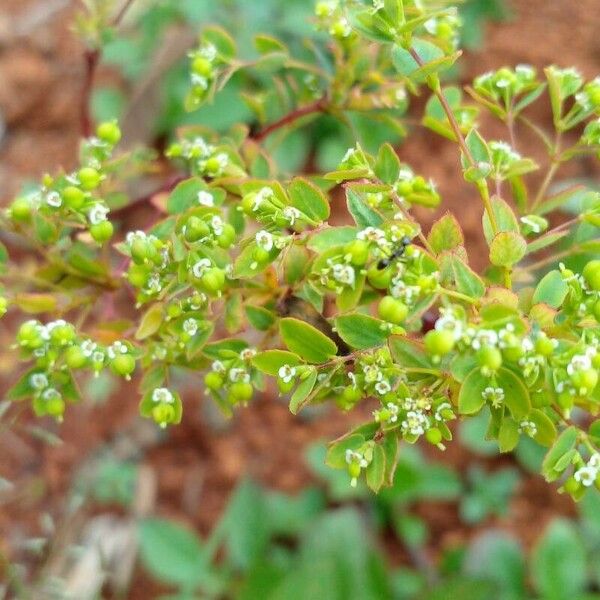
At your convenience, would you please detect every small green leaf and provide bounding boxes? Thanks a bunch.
[482,197,520,245]
[392,39,443,78]
[135,303,163,340]
[541,426,578,482]
[289,367,318,415]
[14,293,57,314]
[428,213,464,254]
[458,368,488,415]
[489,231,527,267]
[279,318,337,364]
[498,418,519,453]
[167,178,206,214]
[334,314,388,350]
[288,177,330,223]
[366,444,386,492]
[252,350,302,376]
[346,188,384,228]
[203,25,236,61]
[532,270,568,309]
[496,368,531,420]
[529,409,557,447]
[245,305,275,331]
[307,226,358,252]
[389,336,432,370]
[325,434,365,469]
[374,143,401,184]
[443,252,485,298]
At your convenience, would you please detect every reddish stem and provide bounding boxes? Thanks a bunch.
[80,49,100,137]
[251,96,327,142]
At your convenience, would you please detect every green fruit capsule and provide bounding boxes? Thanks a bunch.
[535,335,555,357]
[340,385,362,407]
[477,346,502,371]
[127,264,149,288]
[425,427,442,446]
[62,186,85,210]
[65,345,87,369]
[9,197,32,222]
[277,378,295,394]
[593,300,600,323]
[50,323,76,346]
[78,167,101,191]
[204,157,222,176]
[111,354,136,378]
[17,321,44,349]
[367,265,393,290]
[570,369,599,394]
[96,121,122,145]
[378,296,408,325]
[152,403,175,428]
[192,56,213,77]
[205,372,224,390]
[583,260,600,292]
[184,216,210,243]
[348,462,361,479]
[46,395,66,419]
[424,329,455,356]
[200,267,226,294]
[345,240,370,266]
[216,223,236,249]
[563,476,581,495]
[90,220,114,243]
[228,382,253,404]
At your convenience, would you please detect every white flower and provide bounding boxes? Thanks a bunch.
[575,465,598,487]
[283,206,301,225]
[42,388,61,402]
[30,373,49,390]
[107,340,128,359]
[482,386,505,408]
[435,310,464,341]
[589,454,600,469]
[357,227,386,244]
[567,354,592,376]
[252,187,274,211]
[210,215,224,236]
[341,147,357,164]
[256,230,274,252]
[332,263,355,287]
[46,191,62,208]
[191,74,208,89]
[146,273,162,293]
[518,420,537,437]
[471,329,499,350]
[229,367,249,383]
[345,449,368,468]
[375,380,391,395]
[330,17,351,37]
[197,190,214,206]
[92,350,105,364]
[363,364,381,383]
[278,364,297,384]
[80,339,97,357]
[88,203,109,225]
[435,402,452,421]
[183,318,198,336]
[152,388,174,404]
[211,360,225,372]
[386,403,399,422]
[199,43,217,61]
[401,410,428,436]
[192,258,212,279]
[206,153,228,176]
[240,348,257,360]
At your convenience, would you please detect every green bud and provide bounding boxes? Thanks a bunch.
[192,56,213,77]
[184,216,210,243]
[216,223,236,248]
[200,267,226,294]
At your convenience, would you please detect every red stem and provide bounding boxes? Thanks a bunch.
[80,49,100,137]
[251,96,327,142]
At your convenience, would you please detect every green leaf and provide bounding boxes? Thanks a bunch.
[366,444,386,492]
[254,34,287,55]
[532,270,568,308]
[346,188,384,228]
[389,336,432,370]
[167,178,207,214]
[392,39,443,78]
[458,368,488,415]
[532,520,586,600]
[374,143,401,184]
[428,213,464,254]
[541,426,578,482]
[245,305,276,331]
[529,409,557,447]
[289,367,318,415]
[496,368,531,420]
[443,252,485,298]
[498,418,519,453]
[279,318,337,364]
[465,128,491,164]
[307,226,358,252]
[135,303,163,340]
[326,434,365,469]
[288,177,330,223]
[482,197,520,245]
[489,231,527,267]
[203,25,236,61]
[252,350,302,376]
[13,293,57,314]
[138,518,206,586]
[334,314,388,350]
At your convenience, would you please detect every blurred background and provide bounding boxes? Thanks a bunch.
[1,1,600,598]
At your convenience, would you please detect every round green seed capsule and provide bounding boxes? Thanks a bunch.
[477,346,502,371]
[228,382,253,404]
[191,56,213,77]
[583,260,600,292]
[424,329,455,356]
[9,197,32,223]
[62,186,86,210]
[425,427,442,445]
[96,121,122,145]
[205,372,224,390]
[65,346,87,369]
[111,354,136,378]
[345,240,370,266]
[378,296,408,325]
[78,167,101,191]
[200,267,226,294]
[90,220,114,243]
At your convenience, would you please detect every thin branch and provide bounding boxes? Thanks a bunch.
[80,48,100,137]
[251,96,328,142]
[112,0,136,27]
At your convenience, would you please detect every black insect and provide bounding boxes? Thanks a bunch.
[377,235,411,270]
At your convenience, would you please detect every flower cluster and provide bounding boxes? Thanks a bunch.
[6,121,121,244]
